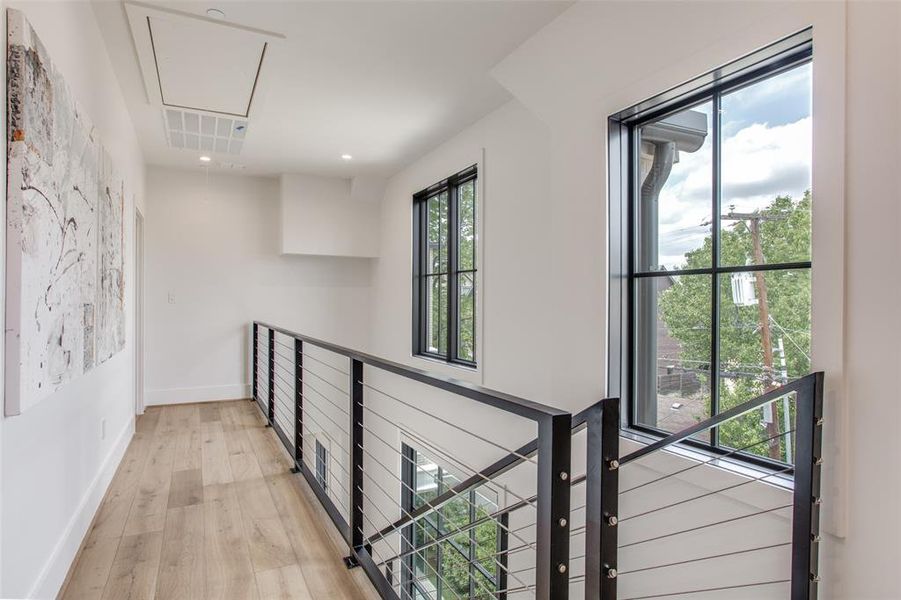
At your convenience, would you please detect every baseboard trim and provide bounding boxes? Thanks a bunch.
[146,384,252,406]
[29,417,134,600]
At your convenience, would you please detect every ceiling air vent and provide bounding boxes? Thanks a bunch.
[163,108,247,155]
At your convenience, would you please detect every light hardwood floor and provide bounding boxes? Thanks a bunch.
[60,401,378,600]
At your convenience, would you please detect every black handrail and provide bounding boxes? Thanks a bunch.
[255,321,567,421]
[620,372,821,466]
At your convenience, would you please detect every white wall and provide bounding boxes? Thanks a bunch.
[280,173,380,258]
[366,1,900,597]
[0,3,145,598]
[836,2,901,596]
[370,100,554,400]
[144,167,372,406]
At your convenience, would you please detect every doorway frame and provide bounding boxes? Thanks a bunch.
[135,208,145,415]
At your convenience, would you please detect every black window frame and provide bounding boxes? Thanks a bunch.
[412,165,478,368]
[315,439,328,492]
[400,442,505,600]
[608,30,813,471]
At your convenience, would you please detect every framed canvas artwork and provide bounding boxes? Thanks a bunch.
[5,9,126,415]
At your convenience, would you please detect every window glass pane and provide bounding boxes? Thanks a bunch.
[457,273,476,362]
[635,275,712,436]
[418,540,439,597]
[717,268,810,462]
[414,452,439,508]
[426,275,448,356]
[441,534,470,598]
[457,180,476,271]
[315,441,327,491]
[473,488,498,574]
[473,572,497,600]
[427,192,448,274]
[720,63,812,266]
[636,102,713,272]
[405,446,504,600]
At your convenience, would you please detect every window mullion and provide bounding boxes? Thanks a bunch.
[436,468,443,599]
[469,490,476,598]
[401,444,414,599]
[710,90,723,449]
[448,182,459,363]
[416,200,428,357]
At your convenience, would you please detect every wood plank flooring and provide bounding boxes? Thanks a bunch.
[60,401,377,600]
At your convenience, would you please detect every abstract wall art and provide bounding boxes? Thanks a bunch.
[5,10,126,415]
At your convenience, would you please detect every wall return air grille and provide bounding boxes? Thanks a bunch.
[164,108,246,155]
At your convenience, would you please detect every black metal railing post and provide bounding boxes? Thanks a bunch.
[252,323,259,402]
[350,358,365,550]
[293,338,303,471]
[791,372,824,599]
[585,398,620,600]
[267,329,275,426]
[536,412,571,600]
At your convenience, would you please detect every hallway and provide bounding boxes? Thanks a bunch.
[59,401,376,600]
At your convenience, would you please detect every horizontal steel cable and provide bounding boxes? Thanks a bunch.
[620,428,796,495]
[618,503,793,549]
[360,381,538,465]
[359,417,502,510]
[358,507,467,600]
[298,378,350,419]
[299,350,350,377]
[298,401,350,450]
[356,482,505,598]
[296,391,350,436]
[296,364,349,396]
[617,541,791,576]
[618,579,790,600]
[352,439,535,580]
[620,464,793,523]
[359,407,538,512]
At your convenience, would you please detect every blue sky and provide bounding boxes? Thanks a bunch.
[646,62,812,269]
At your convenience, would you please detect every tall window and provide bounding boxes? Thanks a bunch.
[609,33,812,466]
[413,166,478,366]
[401,443,504,600]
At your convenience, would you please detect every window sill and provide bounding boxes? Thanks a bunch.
[619,427,795,493]
[410,354,479,373]
[411,353,480,378]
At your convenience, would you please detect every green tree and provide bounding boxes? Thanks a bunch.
[425,182,476,362]
[657,191,811,461]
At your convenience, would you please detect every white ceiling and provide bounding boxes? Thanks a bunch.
[94,1,571,177]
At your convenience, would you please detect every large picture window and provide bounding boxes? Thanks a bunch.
[609,33,813,466]
[401,443,504,600]
[413,166,478,366]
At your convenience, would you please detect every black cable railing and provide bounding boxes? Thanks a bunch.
[251,321,573,600]
[584,372,824,600]
[251,322,823,600]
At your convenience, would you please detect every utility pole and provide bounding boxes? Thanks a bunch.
[722,211,785,460]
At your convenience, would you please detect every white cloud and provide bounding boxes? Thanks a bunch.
[722,116,811,211]
[652,116,811,269]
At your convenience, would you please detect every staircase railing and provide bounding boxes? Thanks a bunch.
[586,372,824,600]
[252,321,574,600]
[251,321,824,600]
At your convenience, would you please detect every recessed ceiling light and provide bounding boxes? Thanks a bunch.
[199,155,212,162]
[206,8,226,19]
[341,154,353,161]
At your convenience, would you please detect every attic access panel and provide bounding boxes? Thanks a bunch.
[149,15,265,117]
[126,2,283,118]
